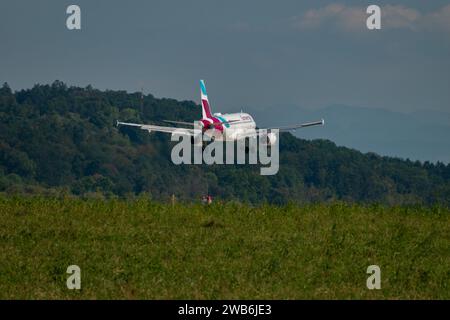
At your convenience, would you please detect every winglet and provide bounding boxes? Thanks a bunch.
[321,118,325,125]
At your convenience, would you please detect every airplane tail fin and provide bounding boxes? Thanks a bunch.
[200,80,213,120]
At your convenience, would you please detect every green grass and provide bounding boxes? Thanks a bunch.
[0,197,449,299]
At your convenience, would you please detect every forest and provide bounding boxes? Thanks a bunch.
[0,81,449,205]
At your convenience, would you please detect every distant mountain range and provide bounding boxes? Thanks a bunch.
[248,105,450,164]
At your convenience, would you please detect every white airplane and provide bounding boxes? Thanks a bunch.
[117,80,324,145]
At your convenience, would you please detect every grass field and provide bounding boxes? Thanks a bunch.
[0,197,449,299]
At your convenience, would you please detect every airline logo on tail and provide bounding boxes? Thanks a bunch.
[200,80,223,131]
[200,80,213,120]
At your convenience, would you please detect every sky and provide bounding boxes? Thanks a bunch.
[1,0,450,161]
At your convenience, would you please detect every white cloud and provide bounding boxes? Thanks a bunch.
[422,4,450,32]
[383,5,421,30]
[292,4,450,33]
[292,4,365,32]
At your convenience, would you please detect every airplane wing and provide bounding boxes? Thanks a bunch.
[163,119,241,127]
[236,119,325,139]
[117,121,196,136]
[266,119,325,132]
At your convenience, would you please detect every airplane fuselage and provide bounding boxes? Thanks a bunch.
[201,112,256,141]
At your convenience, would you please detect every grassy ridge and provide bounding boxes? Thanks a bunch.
[0,197,449,299]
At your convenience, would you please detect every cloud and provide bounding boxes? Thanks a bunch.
[291,4,450,33]
[382,5,421,30]
[292,4,365,32]
[422,4,450,32]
